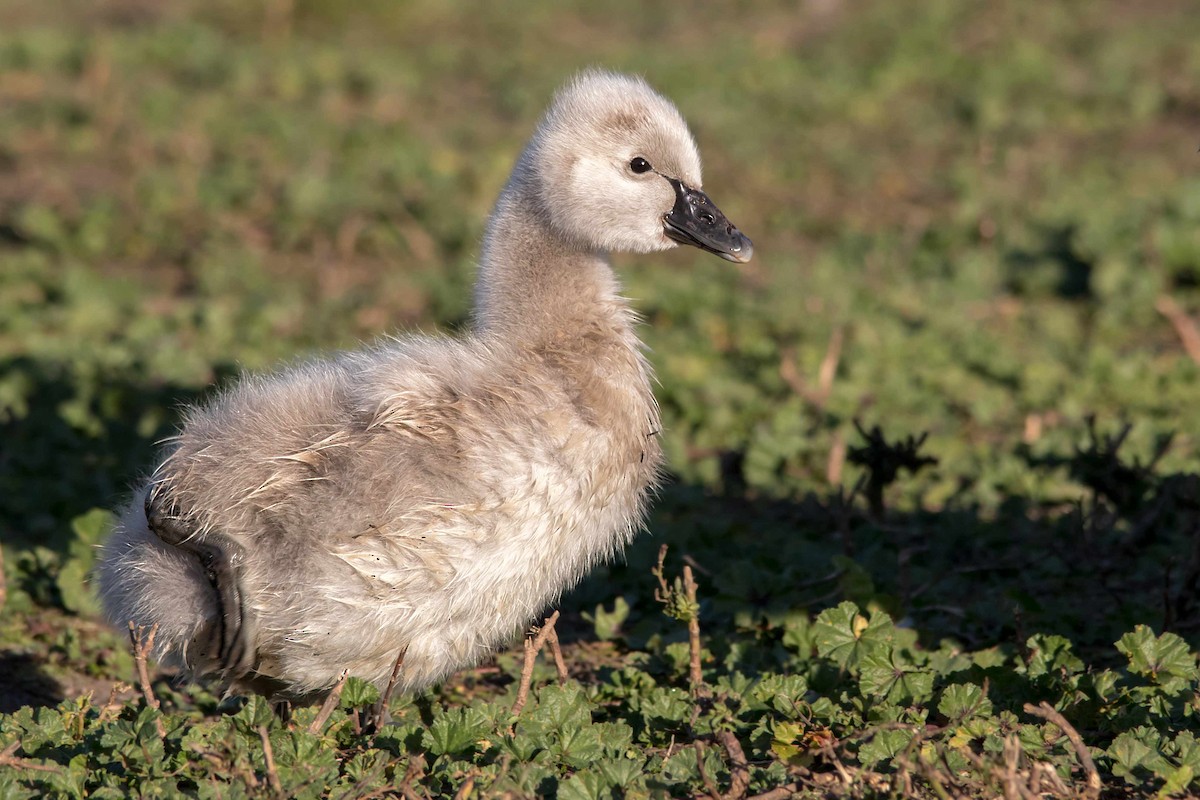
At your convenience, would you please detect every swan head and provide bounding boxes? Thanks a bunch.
[519,70,753,263]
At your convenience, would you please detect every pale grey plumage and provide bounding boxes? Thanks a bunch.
[96,70,751,701]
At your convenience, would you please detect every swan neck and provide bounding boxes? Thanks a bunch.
[472,178,629,339]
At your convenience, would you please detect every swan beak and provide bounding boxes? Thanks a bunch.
[662,177,754,263]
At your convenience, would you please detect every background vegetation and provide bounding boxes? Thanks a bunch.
[2,0,1199,796]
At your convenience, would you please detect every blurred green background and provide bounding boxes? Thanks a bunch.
[1,0,1199,704]
[3,1,1200,795]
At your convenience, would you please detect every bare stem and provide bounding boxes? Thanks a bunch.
[694,741,721,800]
[1023,701,1101,799]
[715,731,750,800]
[745,784,800,800]
[127,621,166,738]
[258,725,283,796]
[652,544,671,600]
[1156,294,1200,365]
[510,610,561,716]
[398,754,428,800]
[308,669,349,734]
[683,565,705,695]
[544,624,569,684]
[452,774,476,800]
[0,740,63,774]
[372,648,407,730]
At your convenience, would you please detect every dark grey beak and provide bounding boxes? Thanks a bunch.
[662,177,753,263]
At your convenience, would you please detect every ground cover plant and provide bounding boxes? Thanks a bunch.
[2,0,1200,796]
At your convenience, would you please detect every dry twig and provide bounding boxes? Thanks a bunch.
[0,739,63,774]
[258,725,283,796]
[1156,294,1200,365]
[715,731,751,800]
[308,669,349,734]
[694,741,722,800]
[683,565,704,693]
[543,624,569,684]
[816,326,844,401]
[127,621,167,738]
[826,429,846,485]
[778,326,844,409]
[372,648,407,730]
[98,681,132,723]
[397,754,428,800]
[746,783,799,800]
[510,610,561,716]
[691,732,756,800]
[1023,701,1101,799]
[452,774,476,800]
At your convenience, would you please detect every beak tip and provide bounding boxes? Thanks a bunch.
[726,236,753,264]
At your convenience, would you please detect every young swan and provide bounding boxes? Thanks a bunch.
[97,70,752,702]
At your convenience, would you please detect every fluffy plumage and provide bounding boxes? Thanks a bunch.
[96,70,751,701]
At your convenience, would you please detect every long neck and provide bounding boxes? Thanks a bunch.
[471,177,630,342]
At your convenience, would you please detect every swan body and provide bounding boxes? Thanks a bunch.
[96,70,752,701]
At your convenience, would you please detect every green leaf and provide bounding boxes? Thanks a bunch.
[771,721,806,765]
[638,687,691,726]
[1158,764,1195,799]
[534,683,592,730]
[937,683,992,720]
[596,756,645,788]
[340,677,381,710]
[558,769,609,800]
[57,508,114,614]
[582,596,631,641]
[1025,634,1084,678]
[422,706,492,757]
[232,695,277,733]
[813,602,893,670]
[780,612,813,657]
[1116,626,1199,684]
[557,722,605,768]
[0,771,37,800]
[1174,731,1200,774]
[858,728,914,768]
[1089,669,1121,702]
[859,649,933,704]
[1109,726,1171,785]
[749,673,809,716]
[69,507,115,550]
[594,722,634,756]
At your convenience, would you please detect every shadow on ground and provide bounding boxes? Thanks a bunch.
[0,652,64,713]
[569,440,1200,668]
[2,356,1198,711]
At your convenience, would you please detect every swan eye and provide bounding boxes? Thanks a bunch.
[629,157,652,174]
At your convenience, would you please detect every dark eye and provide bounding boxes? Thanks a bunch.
[630,157,652,174]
